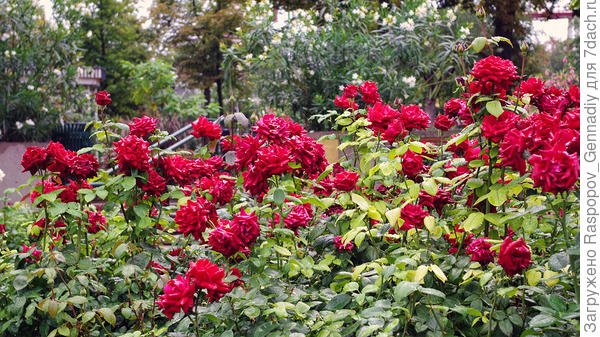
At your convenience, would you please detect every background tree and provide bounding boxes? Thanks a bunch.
[79,0,150,116]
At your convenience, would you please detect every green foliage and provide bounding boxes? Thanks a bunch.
[223,0,478,130]
[0,0,84,141]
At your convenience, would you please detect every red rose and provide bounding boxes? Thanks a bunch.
[86,210,107,234]
[198,174,235,205]
[334,235,354,252]
[334,95,359,110]
[562,108,579,130]
[367,102,401,134]
[528,145,579,194]
[234,135,261,170]
[333,170,359,191]
[255,145,292,177]
[175,198,218,241]
[401,150,424,179]
[498,237,532,277]
[399,105,430,131]
[499,129,528,175]
[71,153,99,179]
[359,81,381,105]
[381,119,407,144]
[470,55,519,94]
[0,224,5,234]
[157,275,196,319]
[231,209,261,246]
[254,114,293,143]
[418,189,453,216]
[433,114,455,131]
[538,86,569,115]
[284,204,313,233]
[518,77,545,99]
[466,237,495,266]
[95,90,112,106]
[209,222,249,258]
[242,166,269,198]
[22,244,42,262]
[568,85,580,106]
[185,258,231,301]
[46,141,75,175]
[399,204,429,230]
[129,115,158,138]
[444,98,468,118]
[343,84,359,98]
[21,146,49,174]
[191,116,221,140]
[289,135,329,178]
[481,110,518,143]
[140,169,167,196]
[114,135,151,173]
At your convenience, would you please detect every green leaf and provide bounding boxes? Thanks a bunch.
[422,178,438,196]
[325,293,352,310]
[488,187,507,207]
[57,326,70,337]
[273,188,286,206]
[486,100,504,117]
[528,314,556,328]
[351,193,369,211]
[525,269,542,286]
[419,287,446,298]
[357,325,380,337]
[274,246,292,256]
[491,36,513,47]
[13,274,30,291]
[97,308,116,326]
[394,281,419,301]
[67,296,88,305]
[470,36,487,53]
[122,176,137,191]
[343,282,359,293]
[429,265,447,283]
[385,207,401,227]
[498,319,513,336]
[461,212,485,232]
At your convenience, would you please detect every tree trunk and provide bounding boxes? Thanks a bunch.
[217,79,224,114]
[204,88,211,104]
[489,0,520,61]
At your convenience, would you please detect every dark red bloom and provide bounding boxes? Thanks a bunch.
[95,91,112,106]
[71,153,99,179]
[140,169,167,196]
[333,170,359,191]
[334,95,359,110]
[539,86,569,115]
[470,55,519,94]
[381,119,407,143]
[22,243,42,262]
[444,98,468,118]
[185,259,231,301]
[434,114,455,131]
[46,141,75,175]
[418,189,453,215]
[343,84,359,98]
[129,116,158,138]
[528,144,579,194]
[481,110,518,143]
[114,135,151,173]
[401,150,424,179]
[359,81,381,105]
[466,238,495,266]
[289,135,329,178]
[209,222,249,258]
[399,105,430,131]
[254,145,292,177]
[367,102,401,134]
[284,204,313,233]
[191,116,221,140]
[21,146,49,174]
[242,166,269,198]
[518,77,545,100]
[499,129,528,175]
[254,114,294,143]
[87,210,107,234]
[568,85,580,106]
[0,224,5,234]
[231,209,261,246]
[498,237,532,277]
[234,135,261,170]
[175,198,218,241]
[399,204,429,230]
[157,275,196,319]
[333,235,354,252]
[198,174,235,205]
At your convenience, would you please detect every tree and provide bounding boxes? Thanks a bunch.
[440,0,561,60]
[79,0,149,116]
[149,0,244,110]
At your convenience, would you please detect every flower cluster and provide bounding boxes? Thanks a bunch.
[157,258,241,318]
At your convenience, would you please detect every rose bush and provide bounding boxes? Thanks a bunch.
[0,36,579,337]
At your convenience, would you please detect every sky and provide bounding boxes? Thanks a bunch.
[37,0,572,44]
